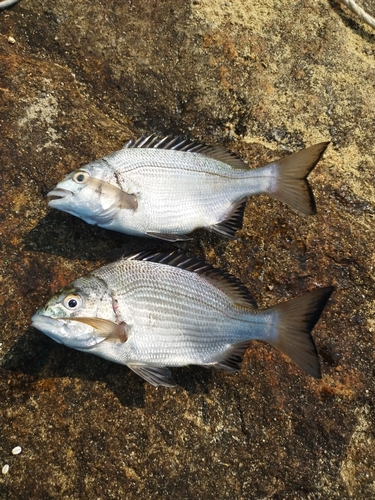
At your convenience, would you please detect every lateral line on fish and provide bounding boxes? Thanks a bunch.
[119,163,249,177]
[113,285,241,317]
[125,251,258,307]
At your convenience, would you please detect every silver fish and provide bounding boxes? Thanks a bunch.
[47,136,329,241]
[31,251,333,387]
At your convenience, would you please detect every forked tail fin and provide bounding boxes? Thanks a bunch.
[266,287,334,378]
[266,142,329,215]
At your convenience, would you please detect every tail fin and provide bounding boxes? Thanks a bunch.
[267,287,334,378]
[268,142,329,215]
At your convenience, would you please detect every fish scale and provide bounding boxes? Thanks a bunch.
[98,263,244,353]
[116,157,257,216]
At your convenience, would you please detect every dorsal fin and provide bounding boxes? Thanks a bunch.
[126,251,257,309]
[123,134,248,170]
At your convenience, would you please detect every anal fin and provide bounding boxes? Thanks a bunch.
[210,340,252,372]
[210,199,246,239]
[128,364,177,387]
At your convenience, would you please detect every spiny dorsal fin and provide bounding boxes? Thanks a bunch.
[123,134,248,170]
[126,251,257,309]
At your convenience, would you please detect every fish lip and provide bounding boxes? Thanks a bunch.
[47,188,73,203]
[31,314,65,344]
[31,313,61,329]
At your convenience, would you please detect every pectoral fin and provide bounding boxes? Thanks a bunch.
[69,317,128,343]
[119,191,138,210]
[128,364,177,387]
[87,177,138,210]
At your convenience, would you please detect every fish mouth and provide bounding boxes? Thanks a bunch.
[47,188,73,206]
[31,314,64,343]
[32,313,62,329]
[31,314,111,349]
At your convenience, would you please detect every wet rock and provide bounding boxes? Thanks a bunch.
[1,0,374,498]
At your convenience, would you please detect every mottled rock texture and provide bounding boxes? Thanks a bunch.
[0,0,374,498]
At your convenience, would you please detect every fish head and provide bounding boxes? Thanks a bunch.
[47,164,137,226]
[31,275,126,349]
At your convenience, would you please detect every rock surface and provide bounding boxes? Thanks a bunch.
[0,0,374,498]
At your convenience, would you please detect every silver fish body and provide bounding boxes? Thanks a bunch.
[48,136,329,241]
[31,252,333,387]
[0,0,21,10]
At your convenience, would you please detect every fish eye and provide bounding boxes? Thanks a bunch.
[63,293,83,310]
[73,171,90,184]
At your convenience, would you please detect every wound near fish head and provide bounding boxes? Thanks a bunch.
[32,274,128,348]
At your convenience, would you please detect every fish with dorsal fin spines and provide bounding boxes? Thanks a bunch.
[32,251,334,387]
[47,136,329,241]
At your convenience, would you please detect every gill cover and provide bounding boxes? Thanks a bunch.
[48,170,138,225]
